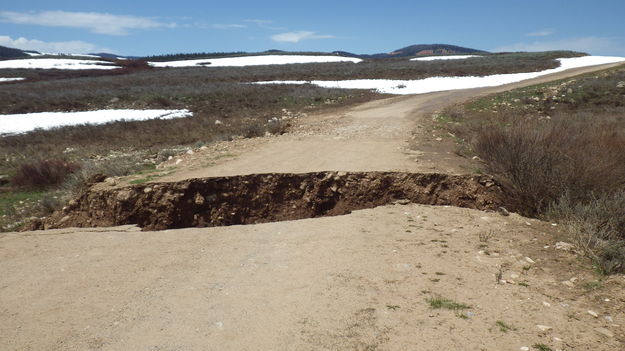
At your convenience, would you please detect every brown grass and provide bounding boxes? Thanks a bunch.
[471,112,625,215]
[11,159,81,189]
[444,65,625,273]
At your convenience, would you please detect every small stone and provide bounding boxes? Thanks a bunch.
[604,316,614,323]
[524,257,535,264]
[394,263,411,272]
[587,310,599,318]
[214,120,223,125]
[520,347,529,351]
[200,145,208,150]
[542,301,551,307]
[175,159,183,165]
[497,207,510,216]
[435,137,443,141]
[510,273,520,279]
[595,327,614,338]
[186,149,194,155]
[143,187,152,193]
[553,336,563,342]
[105,177,117,186]
[536,324,552,332]
[562,281,575,288]
[395,199,410,205]
[555,242,574,251]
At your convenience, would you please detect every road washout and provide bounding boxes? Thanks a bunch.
[33,171,509,231]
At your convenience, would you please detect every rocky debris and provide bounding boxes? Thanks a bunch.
[87,173,107,184]
[562,280,575,288]
[587,310,599,318]
[0,174,9,186]
[34,172,511,231]
[595,327,615,338]
[497,206,510,216]
[536,325,552,332]
[555,241,574,251]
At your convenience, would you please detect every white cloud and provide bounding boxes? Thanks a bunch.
[212,23,247,29]
[0,35,110,54]
[0,10,175,35]
[271,31,334,43]
[526,28,554,37]
[245,19,273,26]
[492,37,625,56]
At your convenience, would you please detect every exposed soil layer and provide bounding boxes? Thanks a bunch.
[35,172,509,231]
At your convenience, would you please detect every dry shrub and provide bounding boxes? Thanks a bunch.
[11,159,81,188]
[472,113,625,216]
[471,111,625,273]
[549,191,625,274]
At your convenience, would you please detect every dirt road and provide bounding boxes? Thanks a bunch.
[2,63,624,350]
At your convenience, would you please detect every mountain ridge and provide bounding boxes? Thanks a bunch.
[0,43,486,61]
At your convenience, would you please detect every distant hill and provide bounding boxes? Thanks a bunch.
[335,44,487,59]
[0,45,29,59]
[1,43,487,62]
[385,44,486,57]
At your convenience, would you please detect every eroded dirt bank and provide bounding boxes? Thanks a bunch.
[36,172,508,231]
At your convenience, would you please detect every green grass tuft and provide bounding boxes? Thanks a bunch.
[426,296,471,310]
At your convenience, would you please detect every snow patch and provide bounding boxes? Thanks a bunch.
[0,58,119,70]
[411,55,482,61]
[256,56,625,95]
[149,55,362,68]
[0,77,25,82]
[0,109,193,135]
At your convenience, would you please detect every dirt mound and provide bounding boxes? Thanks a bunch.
[34,172,510,231]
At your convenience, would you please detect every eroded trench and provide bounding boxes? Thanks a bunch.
[35,172,511,231]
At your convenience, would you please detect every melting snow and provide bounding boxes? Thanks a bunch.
[256,56,625,95]
[0,58,119,70]
[0,109,193,135]
[0,77,25,82]
[411,55,482,61]
[149,55,362,68]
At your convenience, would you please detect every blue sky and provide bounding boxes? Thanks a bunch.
[1,0,624,56]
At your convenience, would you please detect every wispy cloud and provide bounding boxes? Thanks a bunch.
[526,28,554,37]
[245,19,273,26]
[0,35,110,54]
[245,19,285,30]
[492,36,625,55]
[212,23,247,29]
[271,31,334,43]
[0,10,175,35]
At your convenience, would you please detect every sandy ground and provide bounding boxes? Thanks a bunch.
[2,63,624,350]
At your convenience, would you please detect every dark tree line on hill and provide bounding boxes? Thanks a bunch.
[0,45,29,59]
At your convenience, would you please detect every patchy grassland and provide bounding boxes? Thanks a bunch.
[438,63,625,273]
[0,51,589,231]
